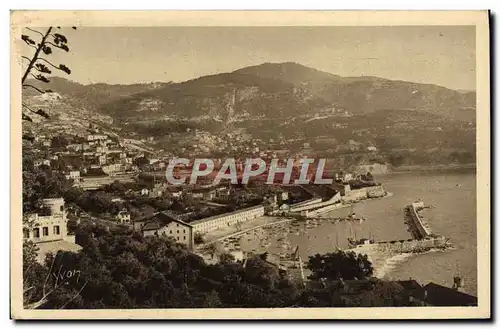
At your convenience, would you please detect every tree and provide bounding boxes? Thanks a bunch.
[21,26,75,127]
[219,252,235,264]
[133,156,149,168]
[244,254,280,289]
[194,232,205,245]
[50,135,69,149]
[306,250,373,281]
[202,290,222,308]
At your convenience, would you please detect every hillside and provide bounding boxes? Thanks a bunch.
[236,62,475,116]
[22,62,476,167]
[24,63,475,121]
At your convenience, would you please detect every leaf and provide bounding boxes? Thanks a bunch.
[42,45,52,55]
[35,63,51,74]
[59,44,69,52]
[22,113,33,122]
[35,109,50,119]
[21,35,36,45]
[53,33,68,44]
[59,64,71,75]
[34,74,50,83]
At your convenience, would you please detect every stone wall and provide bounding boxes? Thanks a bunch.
[373,236,448,253]
[342,185,387,203]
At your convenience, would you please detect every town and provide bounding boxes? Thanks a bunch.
[23,128,386,258]
[22,128,478,309]
[18,23,480,312]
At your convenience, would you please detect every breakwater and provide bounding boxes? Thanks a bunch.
[404,201,432,239]
[349,201,451,258]
[353,235,450,253]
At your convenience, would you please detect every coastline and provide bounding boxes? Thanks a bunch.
[389,163,476,173]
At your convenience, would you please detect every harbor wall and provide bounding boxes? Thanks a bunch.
[404,202,432,239]
[289,197,323,210]
[290,193,342,213]
[341,185,386,203]
[368,236,448,253]
[304,201,346,217]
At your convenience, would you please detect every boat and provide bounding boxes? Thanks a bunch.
[347,223,375,247]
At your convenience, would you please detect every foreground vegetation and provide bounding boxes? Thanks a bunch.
[23,222,418,309]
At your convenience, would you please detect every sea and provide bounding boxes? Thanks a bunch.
[238,170,478,296]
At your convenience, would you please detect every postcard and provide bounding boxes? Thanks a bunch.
[10,10,490,320]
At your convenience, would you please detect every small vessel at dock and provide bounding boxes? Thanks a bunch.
[347,223,375,247]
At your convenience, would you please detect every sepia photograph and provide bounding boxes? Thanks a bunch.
[10,10,490,319]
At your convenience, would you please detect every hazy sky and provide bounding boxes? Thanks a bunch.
[22,26,476,91]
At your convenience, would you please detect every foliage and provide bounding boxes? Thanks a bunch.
[218,252,235,264]
[306,250,373,281]
[22,166,73,212]
[22,27,75,126]
[193,232,205,245]
[25,222,415,309]
[30,226,302,308]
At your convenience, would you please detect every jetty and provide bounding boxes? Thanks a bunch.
[404,201,433,239]
[349,201,451,254]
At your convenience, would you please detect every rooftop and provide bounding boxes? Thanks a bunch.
[190,205,264,225]
[140,211,194,231]
[423,282,477,306]
[36,239,82,262]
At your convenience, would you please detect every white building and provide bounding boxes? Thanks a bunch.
[191,205,265,234]
[116,209,131,224]
[34,159,51,168]
[66,170,80,180]
[23,198,81,262]
[136,212,194,250]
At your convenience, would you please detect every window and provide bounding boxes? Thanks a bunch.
[53,226,60,235]
[170,230,172,234]
[183,236,186,240]
[183,229,186,233]
[60,205,64,212]
[177,224,179,227]
[177,230,179,234]
[23,229,29,239]
[177,237,179,241]
[33,228,40,238]
[42,227,49,236]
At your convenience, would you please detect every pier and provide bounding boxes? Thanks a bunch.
[404,201,433,239]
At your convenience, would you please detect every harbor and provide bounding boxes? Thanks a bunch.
[197,194,455,288]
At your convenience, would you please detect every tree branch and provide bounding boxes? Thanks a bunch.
[22,103,37,115]
[36,57,59,70]
[22,27,52,84]
[25,27,44,38]
[21,56,31,62]
[45,41,63,49]
[22,39,37,49]
[22,84,45,94]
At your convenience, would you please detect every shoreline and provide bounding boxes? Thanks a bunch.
[388,163,476,173]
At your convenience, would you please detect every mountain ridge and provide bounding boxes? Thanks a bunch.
[23,61,475,124]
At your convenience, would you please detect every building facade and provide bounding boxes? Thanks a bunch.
[139,213,194,250]
[23,198,68,243]
[116,209,131,224]
[191,205,265,234]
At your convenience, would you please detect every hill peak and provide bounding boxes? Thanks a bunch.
[233,62,341,83]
